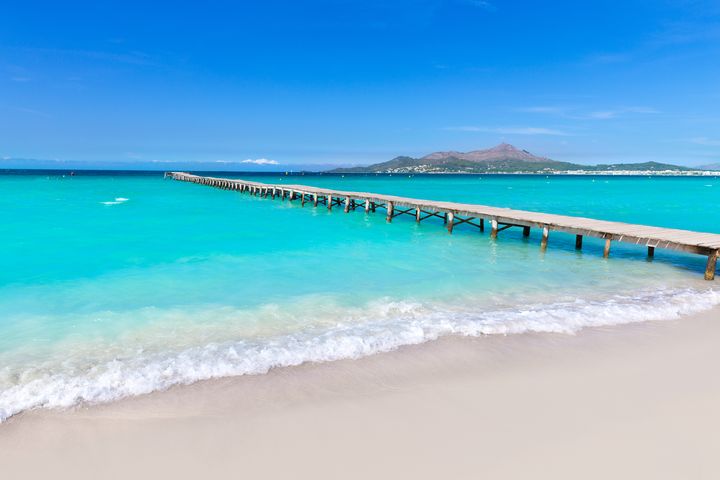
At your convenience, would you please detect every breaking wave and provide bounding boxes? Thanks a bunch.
[1,287,719,422]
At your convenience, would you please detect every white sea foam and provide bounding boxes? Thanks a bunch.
[1,287,719,422]
[100,197,129,205]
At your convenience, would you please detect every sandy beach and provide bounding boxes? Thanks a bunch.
[1,307,719,479]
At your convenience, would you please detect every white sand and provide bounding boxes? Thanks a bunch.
[2,308,720,479]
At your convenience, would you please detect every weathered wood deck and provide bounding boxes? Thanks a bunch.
[167,172,720,280]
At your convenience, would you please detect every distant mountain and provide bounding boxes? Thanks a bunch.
[328,144,694,174]
[699,163,720,171]
[420,143,553,163]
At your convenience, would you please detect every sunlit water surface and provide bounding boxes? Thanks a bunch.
[1,171,718,420]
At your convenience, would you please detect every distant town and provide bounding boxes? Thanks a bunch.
[329,143,720,176]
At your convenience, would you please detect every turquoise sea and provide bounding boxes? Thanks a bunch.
[1,171,719,421]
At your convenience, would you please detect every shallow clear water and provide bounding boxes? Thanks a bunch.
[1,171,719,421]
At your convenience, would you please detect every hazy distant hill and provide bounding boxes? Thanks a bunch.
[329,143,693,174]
[699,163,720,171]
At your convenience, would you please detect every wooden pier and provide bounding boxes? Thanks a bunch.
[167,172,720,280]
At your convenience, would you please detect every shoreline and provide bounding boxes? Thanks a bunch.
[3,307,720,479]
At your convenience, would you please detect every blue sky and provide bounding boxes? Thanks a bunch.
[1,0,719,169]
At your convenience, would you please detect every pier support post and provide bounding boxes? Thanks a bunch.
[313,193,318,207]
[523,226,531,237]
[301,193,306,206]
[371,202,376,213]
[327,195,333,210]
[648,246,655,260]
[344,197,351,213]
[575,235,583,250]
[271,188,276,199]
[365,199,370,213]
[490,219,498,239]
[540,226,549,251]
[447,212,455,233]
[603,238,611,258]
[479,218,484,232]
[705,251,718,281]
[386,202,394,222]
[416,207,421,222]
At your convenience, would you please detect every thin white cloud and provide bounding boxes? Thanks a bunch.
[11,106,50,118]
[587,106,660,119]
[463,0,495,10]
[583,53,633,65]
[214,158,280,165]
[689,137,720,146]
[516,106,567,114]
[445,126,570,136]
[518,105,659,120]
[241,158,279,165]
[587,110,616,119]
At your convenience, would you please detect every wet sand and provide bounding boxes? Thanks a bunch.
[2,307,720,479]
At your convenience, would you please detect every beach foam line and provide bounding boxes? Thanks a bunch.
[1,287,719,422]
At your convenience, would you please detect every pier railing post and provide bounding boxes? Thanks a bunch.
[540,226,549,251]
[490,218,498,239]
[172,172,720,281]
[705,251,718,281]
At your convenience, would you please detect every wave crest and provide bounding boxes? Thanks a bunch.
[1,287,719,422]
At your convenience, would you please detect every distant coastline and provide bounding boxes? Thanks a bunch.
[2,168,719,177]
[328,143,720,176]
[3,140,720,177]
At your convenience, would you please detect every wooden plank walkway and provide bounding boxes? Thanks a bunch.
[167,172,720,280]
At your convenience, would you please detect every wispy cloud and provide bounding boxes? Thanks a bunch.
[464,0,496,10]
[582,20,720,68]
[689,137,720,146]
[516,106,567,114]
[587,106,660,119]
[11,106,50,118]
[5,64,33,82]
[518,105,659,120]
[241,158,279,165]
[583,53,633,65]
[12,46,158,67]
[445,126,570,136]
[220,158,281,165]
